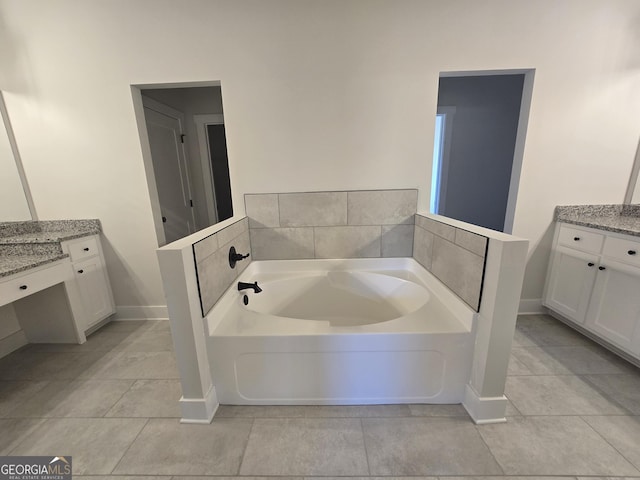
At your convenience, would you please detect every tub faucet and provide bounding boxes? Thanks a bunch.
[238,281,262,294]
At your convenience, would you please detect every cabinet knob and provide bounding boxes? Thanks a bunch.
[77,269,84,274]
[83,247,90,252]
[19,285,27,290]
[574,237,580,241]
[628,250,637,256]
[598,266,606,271]
[587,262,595,267]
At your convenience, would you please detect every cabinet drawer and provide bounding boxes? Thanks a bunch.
[558,225,604,254]
[0,262,67,305]
[67,237,99,262]
[602,236,640,267]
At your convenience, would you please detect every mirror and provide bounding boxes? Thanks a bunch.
[0,92,34,221]
[625,137,640,204]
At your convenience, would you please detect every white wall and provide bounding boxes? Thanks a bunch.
[0,0,638,312]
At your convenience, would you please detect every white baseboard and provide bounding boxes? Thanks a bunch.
[114,305,169,321]
[519,298,543,315]
[462,384,508,425]
[179,385,219,424]
[0,330,28,359]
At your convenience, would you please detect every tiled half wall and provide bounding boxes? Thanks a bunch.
[193,218,250,316]
[413,214,488,311]
[245,189,418,260]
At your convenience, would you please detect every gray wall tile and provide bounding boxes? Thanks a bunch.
[279,192,347,227]
[413,226,434,269]
[216,218,248,248]
[314,226,381,259]
[430,235,484,310]
[197,231,250,315]
[245,194,280,228]
[416,215,456,241]
[455,228,488,256]
[381,224,414,257]
[250,227,314,260]
[348,190,417,225]
[193,234,218,263]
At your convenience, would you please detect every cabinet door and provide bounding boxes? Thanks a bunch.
[585,259,640,354]
[74,257,115,328]
[543,246,598,323]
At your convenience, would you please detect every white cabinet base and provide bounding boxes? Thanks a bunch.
[544,222,640,365]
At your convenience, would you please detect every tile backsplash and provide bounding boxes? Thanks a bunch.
[245,189,418,260]
[413,214,488,311]
[193,218,250,316]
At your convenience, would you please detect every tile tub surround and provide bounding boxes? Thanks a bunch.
[192,217,250,316]
[245,189,418,260]
[413,213,488,311]
[556,204,640,237]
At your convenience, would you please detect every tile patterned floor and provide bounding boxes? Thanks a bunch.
[1,314,639,479]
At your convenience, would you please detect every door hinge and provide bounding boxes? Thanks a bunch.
[180,134,186,143]
[190,199,193,207]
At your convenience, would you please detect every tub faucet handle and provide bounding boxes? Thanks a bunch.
[229,246,250,268]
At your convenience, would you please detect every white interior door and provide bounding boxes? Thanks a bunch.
[143,99,195,244]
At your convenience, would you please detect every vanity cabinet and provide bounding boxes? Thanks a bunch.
[544,223,640,359]
[62,234,115,331]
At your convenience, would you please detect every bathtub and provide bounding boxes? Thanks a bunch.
[206,258,476,405]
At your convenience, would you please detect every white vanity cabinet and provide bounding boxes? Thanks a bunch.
[62,234,115,331]
[544,223,640,360]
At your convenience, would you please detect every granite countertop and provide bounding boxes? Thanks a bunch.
[0,253,69,277]
[0,219,101,278]
[556,204,640,237]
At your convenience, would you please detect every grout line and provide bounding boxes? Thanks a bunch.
[101,378,137,418]
[474,421,507,476]
[577,415,640,475]
[108,416,150,474]
[359,417,372,476]
[237,417,255,475]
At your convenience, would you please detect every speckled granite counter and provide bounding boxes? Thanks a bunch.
[556,204,640,237]
[0,220,101,278]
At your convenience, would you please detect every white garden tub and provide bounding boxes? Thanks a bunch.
[206,258,476,405]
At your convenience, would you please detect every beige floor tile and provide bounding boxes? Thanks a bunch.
[362,416,503,475]
[511,346,630,375]
[10,417,147,474]
[6,379,133,418]
[0,418,46,454]
[215,405,309,418]
[408,403,469,417]
[105,379,181,417]
[87,351,180,379]
[583,374,640,415]
[113,417,252,475]
[478,416,640,475]
[0,380,49,417]
[583,416,640,470]
[505,375,629,415]
[240,417,369,476]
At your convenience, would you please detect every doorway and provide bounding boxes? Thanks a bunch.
[430,70,534,233]
[132,83,234,246]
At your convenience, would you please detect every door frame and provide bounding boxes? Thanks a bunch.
[194,114,224,226]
